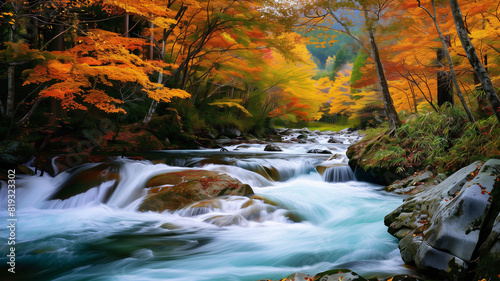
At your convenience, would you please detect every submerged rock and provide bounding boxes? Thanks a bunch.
[139,170,254,212]
[385,159,500,280]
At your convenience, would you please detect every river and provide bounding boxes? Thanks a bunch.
[0,132,414,280]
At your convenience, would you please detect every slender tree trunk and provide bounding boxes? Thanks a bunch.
[436,49,453,107]
[123,13,130,37]
[368,29,402,133]
[427,0,475,122]
[448,0,500,124]
[142,28,166,126]
[6,65,15,120]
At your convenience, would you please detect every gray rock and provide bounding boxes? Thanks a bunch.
[385,159,500,279]
[264,144,282,151]
[220,127,241,138]
[328,137,343,143]
[313,269,366,281]
[279,272,314,281]
[307,149,332,154]
[216,136,234,145]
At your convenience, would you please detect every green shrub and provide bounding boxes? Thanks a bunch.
[355,107,499,175]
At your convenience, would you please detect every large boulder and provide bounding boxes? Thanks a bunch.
[138,169,254,212]
[50,162,121,201]
[385,159,500,280]
[264,144,282,152]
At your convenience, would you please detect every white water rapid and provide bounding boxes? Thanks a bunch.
[0,136,413,281]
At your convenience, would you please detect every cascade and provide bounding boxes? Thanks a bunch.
[323,165,356,182]
[0,138,412,281]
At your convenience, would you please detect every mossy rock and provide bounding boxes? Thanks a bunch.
[139,169,254,212]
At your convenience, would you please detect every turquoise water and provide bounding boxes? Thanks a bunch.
[0,146,411,281]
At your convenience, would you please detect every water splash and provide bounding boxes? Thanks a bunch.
[323,165,356,182]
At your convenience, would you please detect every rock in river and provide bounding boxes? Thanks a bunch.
[385,159,500,280]
[139,169,254,212]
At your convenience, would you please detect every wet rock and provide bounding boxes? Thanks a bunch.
[179,198,225,216]
[264,144,282,152]
[220,127,241,138]
[313,268,367,281]
[385,159,500,280]
[384,170,445,195]
[328,136,343,143]
[204,214,246,227]
[139,170,254,212]
[50,162,121,201]
[16,164,35,175]
[306,149,332,154]
[279,272,314,281]
[216,136,234,145]
[316,163,349,176]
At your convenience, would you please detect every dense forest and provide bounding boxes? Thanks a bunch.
[1,0,499,172]
[2,1,500,281]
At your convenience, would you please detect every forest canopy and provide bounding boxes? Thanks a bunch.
[1,0,500,149]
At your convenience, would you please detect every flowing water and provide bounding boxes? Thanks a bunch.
[0,136,413,281]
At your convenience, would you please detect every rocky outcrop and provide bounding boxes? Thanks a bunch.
[384,159,500,280]
[138,169,254,212]
[384,170,447,195]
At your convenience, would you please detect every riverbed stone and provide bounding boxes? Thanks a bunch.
[264,144,282,151]
[306,149,332,154]
[139,169,254,212]
[385,159,500,280]
[313,268,367,281]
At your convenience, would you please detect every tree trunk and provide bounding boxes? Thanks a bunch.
[368,29,402,133]
[6,65,15,120]
[436,49,453,107]
[448,0,500,124]
[142,27,166,126]
[428,0,475,123]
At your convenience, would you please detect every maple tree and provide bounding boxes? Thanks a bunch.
[22,29,190,115]
[297,0,403,133]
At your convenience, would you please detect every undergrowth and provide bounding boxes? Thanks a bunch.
[356,107,500,175]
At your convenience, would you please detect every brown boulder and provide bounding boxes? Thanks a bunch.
[139,169,254,212]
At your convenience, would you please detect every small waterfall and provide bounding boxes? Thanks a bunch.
[323,165,356,182]
[44,180,117,209]
[175,196,292,226]
[235,158,316,181]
